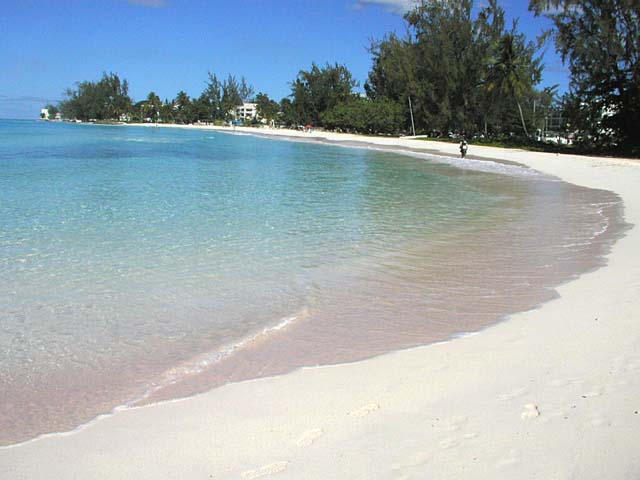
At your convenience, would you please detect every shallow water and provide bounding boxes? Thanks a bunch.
[0,120,626,445]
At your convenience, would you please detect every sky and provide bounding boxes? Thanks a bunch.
[0,0,570,119]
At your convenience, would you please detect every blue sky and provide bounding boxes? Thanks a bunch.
[1,0,569,119]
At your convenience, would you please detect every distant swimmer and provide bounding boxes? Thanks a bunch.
[459,139,468,158]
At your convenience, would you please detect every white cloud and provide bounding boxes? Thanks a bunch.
[354,0,418,14]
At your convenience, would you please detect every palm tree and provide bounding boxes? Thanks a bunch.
[146,92,162,121]
[486,28,541,137]
[174,91,192,124]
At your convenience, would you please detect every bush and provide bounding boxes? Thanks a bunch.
[322,97,404,135]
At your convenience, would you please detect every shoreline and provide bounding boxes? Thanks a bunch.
[2,126,639,479]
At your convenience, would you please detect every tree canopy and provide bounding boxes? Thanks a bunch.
[530,0,640,148]
[60,72,132,121]
[255,93,280,123]
[485,21,542,137]
[48,0,639,153]
[286,63,359,126]
[367,0,543,137]
[322,97,404,134]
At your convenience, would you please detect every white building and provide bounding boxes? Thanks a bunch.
[234,103,258,121]
[40,108,50,120]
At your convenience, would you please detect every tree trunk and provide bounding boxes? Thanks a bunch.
[516,99,529,137]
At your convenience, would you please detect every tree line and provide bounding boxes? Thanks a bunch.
[48,0,639,151]
[58,72,256,124]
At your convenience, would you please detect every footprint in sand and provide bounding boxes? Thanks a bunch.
[588,415,611,427]
[439,437,461,449]
[438,431,477,450]
[296,428,324,447]
[548,377,584,388]
[538,406,570,423]
[390,451,431,471]
[348,402,380,418]
[241,461,289,479]
[442,415,468,432]
[497,455,519,468]
[496,449,520,468]
[547,378,569,388]
[499,386,530,401]
[521,404,540,419]
[581,388,603,398]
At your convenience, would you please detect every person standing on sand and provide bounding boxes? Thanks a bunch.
[460,138,468,158]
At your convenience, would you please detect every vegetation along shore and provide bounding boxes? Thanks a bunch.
[41,0,639,157]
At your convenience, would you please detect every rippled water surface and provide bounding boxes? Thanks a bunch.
[0,120,626,445]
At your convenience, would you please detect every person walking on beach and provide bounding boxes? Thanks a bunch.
[459,138,468,158]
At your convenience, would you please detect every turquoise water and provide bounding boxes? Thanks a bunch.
[0,120,625,445]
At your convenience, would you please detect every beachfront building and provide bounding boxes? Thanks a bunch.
[40,108,63,121]
[233,103,259,121]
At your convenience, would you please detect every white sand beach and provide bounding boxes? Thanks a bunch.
[2,126,639,479]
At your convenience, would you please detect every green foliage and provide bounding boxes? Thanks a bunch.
[60,72,132,121]
[365,33,413,103]
[145,91,162,121]
[406,0,484,133]
[322,97,404,134]
[288,63,359,126]
[43,104,59,118]
[278,98,295,126]
[173,90,195,124]
[160,100,174,123]
[367,0,544,137]
[255,93,280,123]
[45,0,638,153]
[485,21,543,137]
[199,72,223,121]
[529,0,640,148]
[191,72,254,123]
[57,70,258,125]
[220,75,254,120]
[238,77,255,103]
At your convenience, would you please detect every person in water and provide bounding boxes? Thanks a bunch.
[459,139,468,158]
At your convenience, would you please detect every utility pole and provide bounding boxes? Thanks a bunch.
[408,96,416,137]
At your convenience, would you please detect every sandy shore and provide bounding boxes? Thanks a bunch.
[2,126,639,479]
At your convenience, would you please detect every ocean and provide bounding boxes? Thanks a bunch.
[0,119,625,446]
